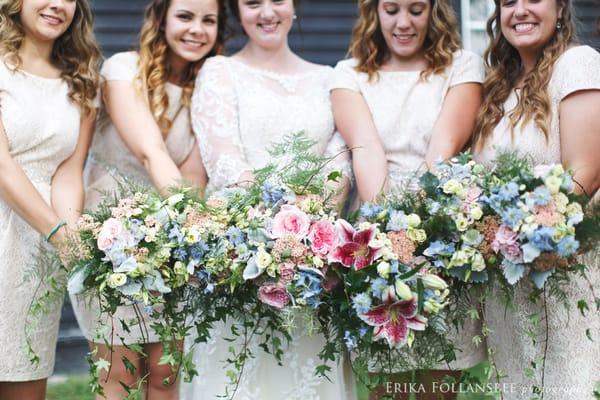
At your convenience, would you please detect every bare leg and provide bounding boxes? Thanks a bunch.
[0,379,47,400]
[145,341,181,400]
[90,341,143,400]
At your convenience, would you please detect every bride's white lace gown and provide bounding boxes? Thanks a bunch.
[473,46,600,400]
[180,55,354,399]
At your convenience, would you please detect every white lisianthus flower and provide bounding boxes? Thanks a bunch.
[377,261,391,279]
[551,164,565,176]
[255,247,273,269]
[443,179,462,195]
[449,249,469,267]
[173,261,187,276]
[544,175,562,194]
[406,213,421,228]
[358,221,372,231]
[185,228,200,244]
[312,256,324,269]
[381,246,398,261]
[566,202,583,217]
[470,204,483,220]
[108,273,127,288]
[471,252,486,272]
[553,192,569,213]
[407,228,427,243]
[454,215,470,232]
[166,193,184,206]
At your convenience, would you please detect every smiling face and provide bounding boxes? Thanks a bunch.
[19,0,77,44]
[500,0,564,61]
[377,0,431,70]
[237,0,295,50]
[164,0,219,68]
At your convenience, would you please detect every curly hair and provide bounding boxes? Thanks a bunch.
[349,0,461,82]
[135,0,227,136]
[0,0,101,115]
[472,0,575,151]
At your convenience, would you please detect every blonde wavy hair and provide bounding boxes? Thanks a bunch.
[472,0,575,151]
[349,0,461,82]
[135,0,226,136]
[0,0,101,115]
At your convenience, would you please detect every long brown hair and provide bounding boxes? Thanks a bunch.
[349,0,461,82]
[472,0,576,150]
[0,0,101,114]
[135,0,227,136]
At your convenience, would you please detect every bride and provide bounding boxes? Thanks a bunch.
[179,0,355,399]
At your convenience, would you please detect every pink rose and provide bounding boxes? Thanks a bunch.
[308,220,338,258]
[492,225,519,253]
[270,205,310,239]
[258,283,290,309]
[464,187,482,203]
[97,218,124,251]
[278,263,296,284]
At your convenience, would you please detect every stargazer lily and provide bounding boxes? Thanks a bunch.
[359,286,427,348]
[331,219,383,270]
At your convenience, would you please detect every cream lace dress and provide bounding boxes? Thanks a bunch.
[0,60,80,380]
[473,45,600,400]
[330,50,488,370]
[70,51,196,344]
[179,55,354,400]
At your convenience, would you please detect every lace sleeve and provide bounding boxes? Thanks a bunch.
[552,46,600,101]
[449,50,484,87]
[329,59,362,92]
[100,51,138,82]
[191,56,252,189]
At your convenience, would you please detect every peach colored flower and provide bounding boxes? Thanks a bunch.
[387,230,416,265]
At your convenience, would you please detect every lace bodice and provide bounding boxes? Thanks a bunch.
[330,50,484,184]
[191,55,348,191]
[473,46,600,399]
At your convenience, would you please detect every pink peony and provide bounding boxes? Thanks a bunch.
[270,205,311,239]
[97,218,124,251]
[492,225,519,252]
[258,283,290,309]
[308,220,338,258]
[502,243,523,264]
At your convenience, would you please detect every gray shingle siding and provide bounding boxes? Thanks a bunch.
[92,0,599,64]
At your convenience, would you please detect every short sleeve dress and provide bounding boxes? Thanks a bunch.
[0,60,81,380]
[329,50,488,370]
[69,51,196,344]
[473,45,600,399]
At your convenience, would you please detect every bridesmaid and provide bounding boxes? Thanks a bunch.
[0,1,100,399]
[180,0,354,399]
[472,0,600,398]
[69,0,225,398]
[330,0,485,398]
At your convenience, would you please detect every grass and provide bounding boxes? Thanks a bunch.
[48,365,498,400]
[47,376,94,400]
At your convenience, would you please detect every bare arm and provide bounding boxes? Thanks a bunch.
[560,89,600,195]
[426,82,482,169]
[0,119,65,243]
[102,80,184,195]
[178,141,208,190]
[331,88,388,202]
[51,110,96,233]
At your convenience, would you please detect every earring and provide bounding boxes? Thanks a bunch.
[556,20,562,29]
[293,13,297,20]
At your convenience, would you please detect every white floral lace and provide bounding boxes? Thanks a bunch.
[182,55,353,399]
